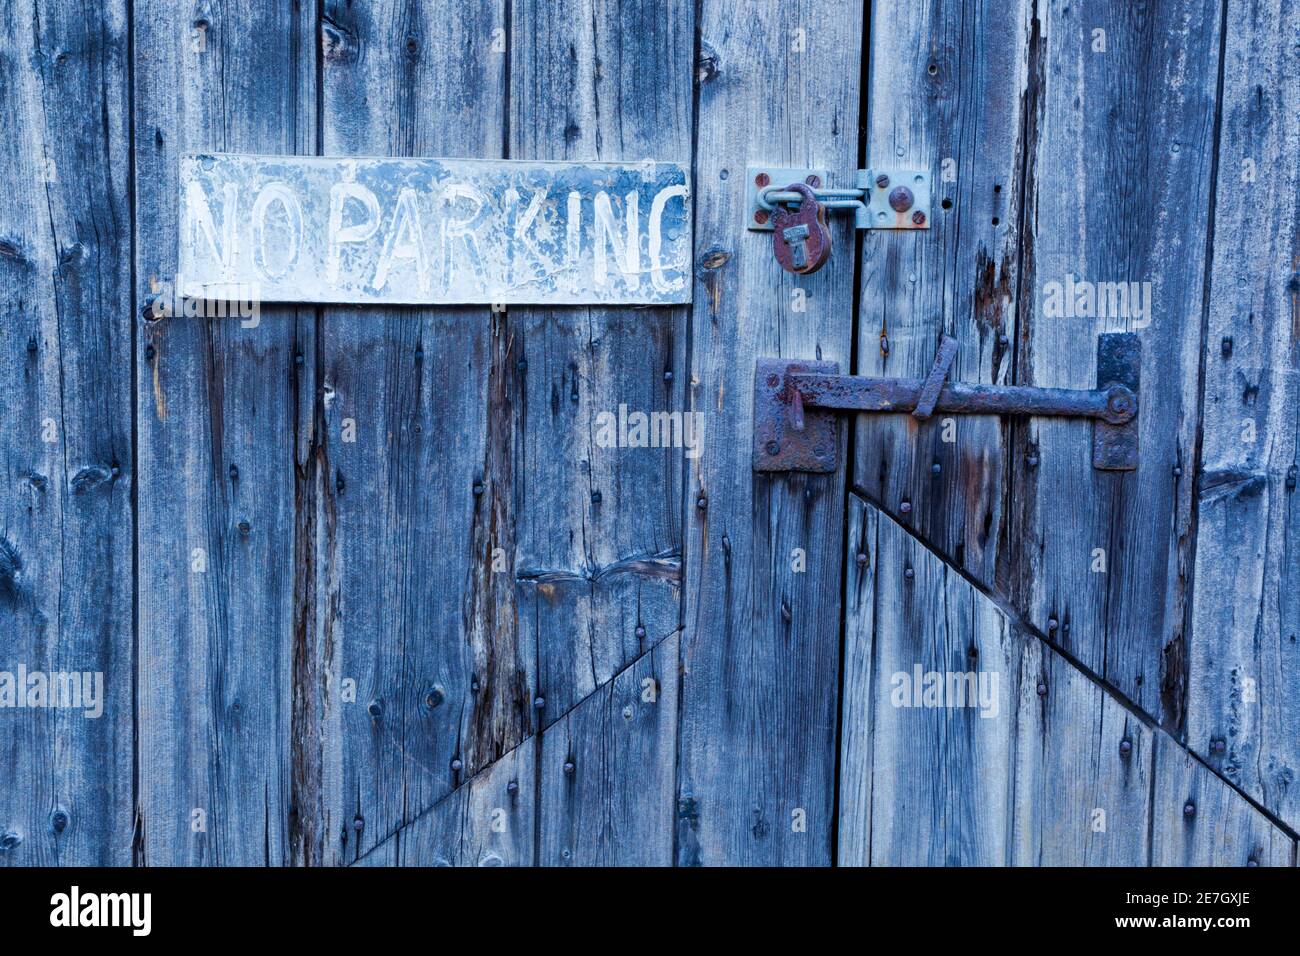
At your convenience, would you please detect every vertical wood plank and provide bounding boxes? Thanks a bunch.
[1150,735,1294,866]
[842,496,1018,865]
[134,0,316,865]
[1186,0,1300,833]
[0,0,133,865]
[1010,637,1153,865]
[854,0,1033,589]
[1011,0,1221,728]
[316,0,510,865]
[538,633,678,865]
[678,0,862,866]
[509,0,692,859]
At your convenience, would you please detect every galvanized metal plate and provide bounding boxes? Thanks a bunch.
[745,166,830,231]
[1092,332,1141,470]
[855,168,931,230]
[752,358,841,473]
[178,153,691,306]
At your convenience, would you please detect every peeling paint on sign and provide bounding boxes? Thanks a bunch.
[178,153,692,306]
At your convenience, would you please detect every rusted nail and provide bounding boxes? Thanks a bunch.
[367,700,383,718]
[534,696,545,709]
[881,334,890,356]
[755,172,770,188]
[754,209,769,226]
[875,174,890,189]
[450,758,463,772]
[295,352,304,367]
[931,462,942,475]
[998,333,1010,348]
[1211,737,1227,753]
[563,760,576,775]
[50,811,69,834]
[1047,617,1059,632]
[1183,801,1196,817]
[1036,682,1048,697]
[352,816,365,832]
[1287,465,1297,490]
[855,552,867,566]
[1221,336,1233,357]
[888,186,914,212]
[696,495,708,510]
[507,780,519,794]
[790,388,805,432]
[1247,858,1259,867]
[1027,454,1039,468]
[912,211,926,226]
[470,678,480,694]
[472,481,485,496]
[1172,465,1183,478]
[805,174,821,188]
[237,520,250,535]
[900,500,912,514]
[635,624,646,639]
[663,370,674,382]
[766,440,780,456]
[781,601,792,622]
[229,464,239,482]
[904,566,914,580]
[1119,738,1132,756]
[591,490,602,504]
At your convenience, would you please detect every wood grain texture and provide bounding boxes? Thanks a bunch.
[1010,0,1220,729]
[0,0,133,866]
[315,0,510,865]
[1186,0,1300,833]
[538,633,678,865]
[853,0,1032,589]
[1151,734,1294,866]
[134,0,316,865]
[677,0,861,866]
[843,494,1292,865]
[509,0,692,858]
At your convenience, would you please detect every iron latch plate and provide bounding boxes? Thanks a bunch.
[752,357,842,473]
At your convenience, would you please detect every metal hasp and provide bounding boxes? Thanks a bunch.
[746,165,930,231]
[753,333,1141,474]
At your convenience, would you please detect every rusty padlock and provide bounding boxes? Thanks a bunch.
[772,183,832,275]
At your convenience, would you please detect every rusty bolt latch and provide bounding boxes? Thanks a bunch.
[753,333,1142,474]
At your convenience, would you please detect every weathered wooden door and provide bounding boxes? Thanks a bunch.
[2,0,1296,867]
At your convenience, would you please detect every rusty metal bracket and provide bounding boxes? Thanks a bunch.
[746,165,931,231]
[753,333,1141,474]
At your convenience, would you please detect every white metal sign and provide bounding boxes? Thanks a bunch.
[178,153,692,306]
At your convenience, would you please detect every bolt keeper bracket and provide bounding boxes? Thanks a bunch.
[752,332,1141,473]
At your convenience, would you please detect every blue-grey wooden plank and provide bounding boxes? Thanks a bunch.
[1009,0,1221,729]
[315,0,515,865]
[0,0,134,866]
[510,0,693,866]
[852,0,1032,588]
[677,0,862,865]
[133,0,317,865]
[1187,0,1300,833]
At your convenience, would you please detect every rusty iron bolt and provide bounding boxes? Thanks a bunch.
[754,209,770,226]
[888,186,914,212]
[875,174,890,189]
[912,210,927,226]
[755,172,770,187]
[805,174,821,188]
